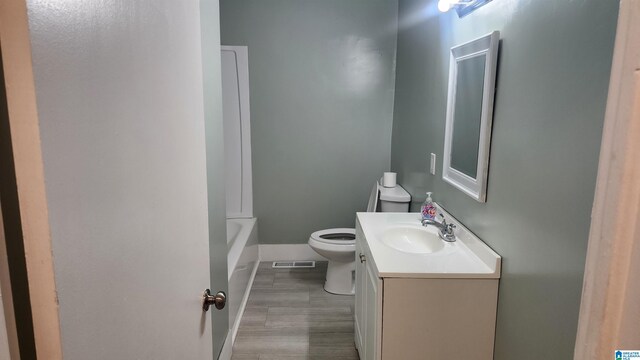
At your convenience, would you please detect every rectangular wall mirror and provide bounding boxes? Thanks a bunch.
[442,31,500,202]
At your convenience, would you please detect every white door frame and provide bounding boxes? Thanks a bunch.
[0,0,63,358]
[574,0,640,358]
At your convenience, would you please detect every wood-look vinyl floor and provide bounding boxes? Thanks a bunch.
[231,261,359,360]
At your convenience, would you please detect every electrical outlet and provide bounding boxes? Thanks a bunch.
[430,153,436,175]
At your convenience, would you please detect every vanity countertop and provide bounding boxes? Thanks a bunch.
[356,209,501,279]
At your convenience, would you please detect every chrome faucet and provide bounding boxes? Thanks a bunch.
[421,213,457,242]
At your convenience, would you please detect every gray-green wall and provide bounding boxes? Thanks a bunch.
[391,1,618,359]
[220,0,398,244]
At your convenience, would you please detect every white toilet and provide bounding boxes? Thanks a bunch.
[308,181,411,295]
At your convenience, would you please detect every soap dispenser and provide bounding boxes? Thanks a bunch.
[421,192,437,220]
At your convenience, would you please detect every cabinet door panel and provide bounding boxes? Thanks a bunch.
[354,237,365,354]
[365,263,380,360]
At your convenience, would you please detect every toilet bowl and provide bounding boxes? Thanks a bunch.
[308,228,356,295]
[308,181,410,295]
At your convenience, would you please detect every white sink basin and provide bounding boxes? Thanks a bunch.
[356,212,501,278]
[380,227,445,254]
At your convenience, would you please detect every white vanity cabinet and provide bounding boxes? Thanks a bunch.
[354,213,501,360]
[354,225,382,360]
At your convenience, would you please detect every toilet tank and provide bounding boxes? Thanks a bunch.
[379,185,411,212]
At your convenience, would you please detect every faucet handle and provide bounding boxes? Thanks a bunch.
[446,223,456,234]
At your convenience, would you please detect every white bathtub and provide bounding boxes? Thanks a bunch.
[226,218,259,343]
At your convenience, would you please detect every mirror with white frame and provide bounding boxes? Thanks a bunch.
[442,31,500,202]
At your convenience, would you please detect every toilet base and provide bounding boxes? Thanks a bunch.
[323,260,355,295]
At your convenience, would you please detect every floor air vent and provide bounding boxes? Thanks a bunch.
[272,261,316,269]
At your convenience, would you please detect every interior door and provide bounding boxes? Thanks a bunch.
[0,0,226,358]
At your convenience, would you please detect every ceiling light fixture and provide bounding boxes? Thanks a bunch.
[437,0,492,17]
[438,0,472,13]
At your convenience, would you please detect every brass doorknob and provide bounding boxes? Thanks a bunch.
[202,289,226,311]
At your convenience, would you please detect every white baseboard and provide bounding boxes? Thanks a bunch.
[259,244,327,261]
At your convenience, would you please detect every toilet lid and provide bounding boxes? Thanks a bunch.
[310,228,356,245]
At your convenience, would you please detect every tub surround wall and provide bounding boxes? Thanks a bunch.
[390,1,618,359]
[219,0,399,245]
